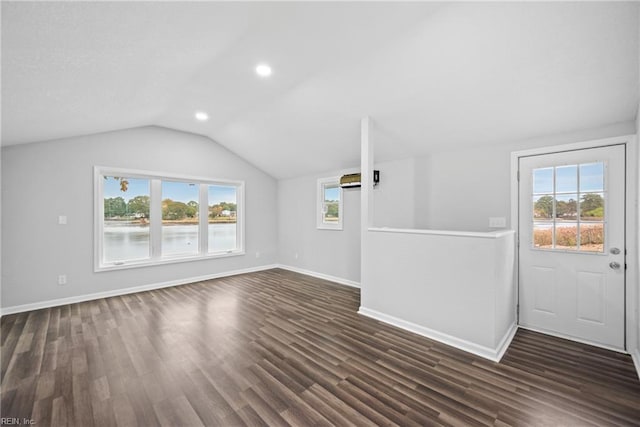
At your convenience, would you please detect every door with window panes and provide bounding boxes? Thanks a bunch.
[518,145,625,350]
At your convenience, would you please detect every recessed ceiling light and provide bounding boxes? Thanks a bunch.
[195,111,209,121]
[255,63,272,77]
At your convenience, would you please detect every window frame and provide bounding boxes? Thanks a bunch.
[530,161,607,254]
[94,166,245,272]
[317,176,343,230]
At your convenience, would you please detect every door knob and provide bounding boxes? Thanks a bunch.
[609,262,621,270]
[610,248,621,255]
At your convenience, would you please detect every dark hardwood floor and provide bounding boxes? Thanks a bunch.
[2,268,639,426]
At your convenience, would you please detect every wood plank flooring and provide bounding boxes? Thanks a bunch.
[2,268,639,426]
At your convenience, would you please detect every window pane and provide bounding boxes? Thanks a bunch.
[531,162,605,254]
[533,167,553,194]
[162,181,199,256]
[556,165,577,193]
[103,176,150,263]
[208,185,237,252]
[580,223,604,253]
[323,184,340,223]
[324,203,339,223]
[580,162,604,192]
[533,195,553,220]
[555,223,578,251]
[580,192,604,221]
[556,194,577,221]
[532,223,553,249]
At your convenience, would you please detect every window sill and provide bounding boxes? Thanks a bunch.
[95,250,245,272]
[317,225,343,231]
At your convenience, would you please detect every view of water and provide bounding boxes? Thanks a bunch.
[104,221,237,262]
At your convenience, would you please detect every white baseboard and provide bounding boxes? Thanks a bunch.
[358,306,517,362]
[517,325,627,354]
[495,322,519,361]
[276,264,360,288]
[632,348,640,381]
[0,264,278,316]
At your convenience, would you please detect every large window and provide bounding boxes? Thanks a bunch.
[96,167,243,271]
[317,176,343,230]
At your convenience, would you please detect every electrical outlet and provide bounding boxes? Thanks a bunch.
[58,274,67,285]
[256,251,261,258]
[58,215,67,225]
[489,217,506,228]
[294,252,299,259]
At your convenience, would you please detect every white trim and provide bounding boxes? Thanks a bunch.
[150,177,162,258]
[198,183,209,254]
[277,264,360,288]
[518,325,627,354]
[632,349,640,380]
[94,165,246,186]
[0,264,278,317]
[369,227,515,239]
[510,135,635,159]
[94,165,105,270]
[358,306,517,362]
[510,134,638,354]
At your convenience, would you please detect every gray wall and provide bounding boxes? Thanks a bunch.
[277,168,362,283]
[1,126,278,308]
[372,158,416,229]
[415,121,636,231]
[276,158,418,285]
[637,103,640,362]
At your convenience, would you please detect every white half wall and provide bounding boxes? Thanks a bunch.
[361,228,516,361]
[1,126,278,310]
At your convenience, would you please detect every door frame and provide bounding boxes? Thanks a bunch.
[510,135,638,354]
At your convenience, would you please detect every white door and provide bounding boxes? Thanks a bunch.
[519,144,625,351]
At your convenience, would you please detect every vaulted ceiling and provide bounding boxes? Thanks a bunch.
[2,2,638,179]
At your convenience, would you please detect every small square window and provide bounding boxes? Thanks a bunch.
[317,177,343,230]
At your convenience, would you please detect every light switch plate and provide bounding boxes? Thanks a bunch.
[58,215,67,225]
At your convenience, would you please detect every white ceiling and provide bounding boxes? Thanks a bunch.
[2,2,638,179]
